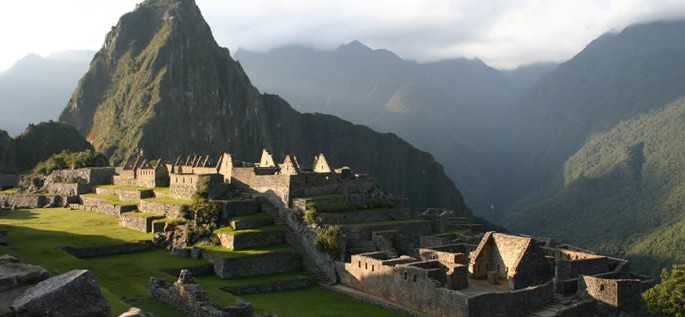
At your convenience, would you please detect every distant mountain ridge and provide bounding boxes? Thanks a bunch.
[235,41,553,218]
[58,0,472,215]
[0,51,93,136]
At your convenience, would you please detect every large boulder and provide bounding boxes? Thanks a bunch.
[10,269,110,317]
[0,262,49,292]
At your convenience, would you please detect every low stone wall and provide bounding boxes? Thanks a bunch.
[139,199,186,218]
[344,221,433,255]
[119,213,165,233]
[95,187,154,202]
[216,230,284,251]
[230,217,273,230]
[205,252,301,279]
[79,196,137,216]
[221,275,316,295]
[467,281,554,316]
[45,183,90,195]
[59,242,157,258]
[150,270,254,317]
[0,193,75,208]
[317,208,411,225]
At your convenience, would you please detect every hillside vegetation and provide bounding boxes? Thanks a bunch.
[504,96,685,275]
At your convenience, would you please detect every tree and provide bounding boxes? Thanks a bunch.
[643,264,685,317]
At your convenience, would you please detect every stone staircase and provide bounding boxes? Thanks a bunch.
[259,198,336,284]
[526,294,592,317]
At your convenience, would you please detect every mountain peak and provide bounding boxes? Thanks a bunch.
[338,40,371,52]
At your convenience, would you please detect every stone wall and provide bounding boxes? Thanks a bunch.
[45,183,90,195]
[205,252,301,279]
[150,270,253,317]
[170,173,223,200]
[418,248,469,265]
[79,196,137,216]
[215,230,284,251]
[220,199,260,219]
[220,275,316,295]
[466,282,554,316]
[59,242,157,258]
[555,257,609,280]
[0,193,75,208]
[344,221,433,256]
[95,187,154,202]
[317,208,411,225]
[119,213,165,233]
[257,194,338,283]
[580,275,642,314]
[231,168,291,203]
[139,199,187,218]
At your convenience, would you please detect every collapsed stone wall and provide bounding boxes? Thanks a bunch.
[150,270,253,317]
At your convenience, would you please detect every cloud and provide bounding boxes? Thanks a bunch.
[2,0,685,71]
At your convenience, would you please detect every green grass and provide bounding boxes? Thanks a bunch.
[144,196,190,206]
[97,184,151,191]
[214,225,280,236]
[196,270,312,290]
[0,189,19,194]
[199,244,294,258]
[123,212,164,219]
[81,193,138,207]
[230,212,271,222]
[152,217,186,225]
[0,208,403,316]
[240,285,404,317]
[153,187,170,193]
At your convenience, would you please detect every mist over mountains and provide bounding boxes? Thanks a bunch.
[0,50,93,136]
[2,1,685,275]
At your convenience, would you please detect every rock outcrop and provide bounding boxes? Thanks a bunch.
[59,0,472,216]
[10,269,110,317]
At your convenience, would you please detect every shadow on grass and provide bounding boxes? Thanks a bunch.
[0,209,38,220]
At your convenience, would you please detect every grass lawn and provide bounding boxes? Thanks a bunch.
[344,219,428,227]
[230,212,271,222]
[199,243,295,258]
[0,208,404,316]
[144,196,191,206]
[214,225,280,236]
[81,193,138,207]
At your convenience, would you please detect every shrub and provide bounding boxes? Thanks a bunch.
[643,264,685,316]
[315,225,345,257]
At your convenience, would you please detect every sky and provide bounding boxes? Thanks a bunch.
[1,0,685,71]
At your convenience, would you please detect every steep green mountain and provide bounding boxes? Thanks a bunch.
[0,51,93,136]
[504,96,685,275]
[59,0,471,215]
[501,20,685,207]
[0,122,93,173]
[235,43,522,219]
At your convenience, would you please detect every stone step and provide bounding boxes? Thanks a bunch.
[79,194,138,216]
[201,244,302,279]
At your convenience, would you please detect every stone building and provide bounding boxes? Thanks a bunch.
[113,156,168,188]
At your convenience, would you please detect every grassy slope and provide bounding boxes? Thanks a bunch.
[0,208,401,316]
[504,96,685,276]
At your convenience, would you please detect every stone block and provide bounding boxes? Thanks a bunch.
[10,269,110,317]
[216,229,284,251]
[206,252,301,279]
